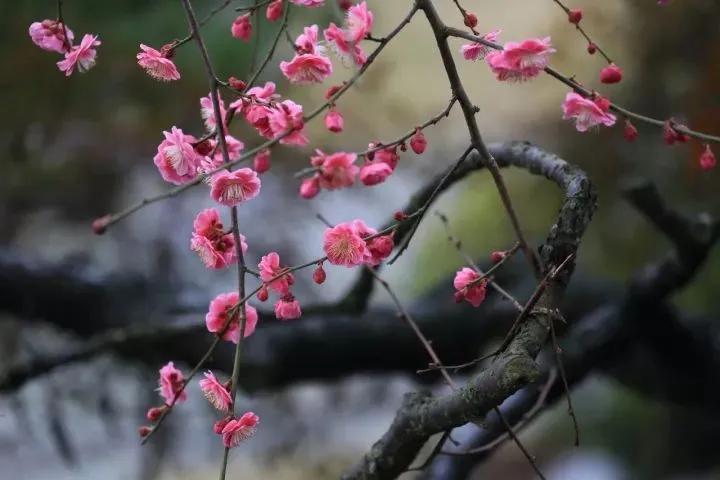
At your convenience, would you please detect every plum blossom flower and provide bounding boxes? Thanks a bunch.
[453,267,488,307]
[57,34,100,76]
[460,30,501,61]
[200,93,228,132]
[190,209,246,269]
[323,2,373,66]
[210,168,261,206]
[259,252,295,295]
[561,92,616,132]
[274,295,302,320]
[231,14,252,41]
[199,371,232,412]
[280,53,333,84]
[153,127,202,185]
[352,219,393,266]
[359,162,393,186]
[136,44,180,81]
[372,144,400,171]
[158,362,187,405]
[323,221,372,267]
[29,20,73,53]
[268,100,308,146]
[221,412,260,448]
[205,292,259,343]
[324,24,366,66]
[313,150,358,190]
[485,37,554,82]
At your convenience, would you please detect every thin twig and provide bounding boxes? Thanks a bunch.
[548,312,580,447]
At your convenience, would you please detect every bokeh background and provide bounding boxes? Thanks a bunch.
[1,0,720,479]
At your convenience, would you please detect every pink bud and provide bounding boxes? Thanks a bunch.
[325,84,343,100]
[324,109,344,133]
[359,162,393,186]
[490,251,506,263]
[253,149,271,174]
[410,129,427,154]
[463,12,478,28]
[313,264,326,284]
[257,285,269,302]
[587,43,597,55]
[593,94,611,112]
[231,14,252,42]
[92,215,110,235]
[194,139,214,156]
[266,0,283,21]
[214,417,232,434]
[228,76,246,91]
[394,211,408,221]
[600,63,623,84]
[146,406,166,422]
[568,9,583,24]
[299,176,320,199]
[623,120,638,142]
[700,144,717,171]
[138,426,152,438]
[338,0,353,11]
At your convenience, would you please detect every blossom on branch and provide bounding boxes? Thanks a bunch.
[485,37,554,82]
[136,44,180,81]
[205,292,258,343]
[153,127,202,185]
[57,33,100,76]
[199,371,232,412]
[561,92,616,132]
[221,412,260,448]
[29,20,74,53]
[158,361,187,405]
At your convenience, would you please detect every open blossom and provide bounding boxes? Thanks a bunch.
[201,93,228,132]
[190,209,246,269]
[57,34,100,76]
[561,92,616,132]
[153,127,202,185]
[454,268,488,307]
[323,221,372,267]
[221,412,260,448]
[259,252,294,295]
[199,371,232,412]
[206,292,259,343]
[460,30,501,61]
[136,44,180,81]
[29,20,74,53]
[313,150,358,190]
[158,362,187,405]
[359,161,393,186]
[345,1,374,43]
[231,14,252,41]
[268,100,309,146]
[485,37,554,82]
[280,53,333,84]
[210,168,261,206]
[274,295,302,320]
[324,24,367,66]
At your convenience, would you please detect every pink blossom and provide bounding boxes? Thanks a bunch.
[57,34,100,76]
[280,53,333,84]
[191,209,246,269]
[485,37,554,82]
[599,63,623,84]
[267,0,284,21]
[205,292,259,343]
[200,93,228,132]
[324,23,367,66]
[294,25,322,54]
[460,30,501,61]
[315,151,358,190]
[158,361,187,405]
[300,176,320,199]
[345,1,374,43]
[221,412,260,448]
[325,109,344,133]
[231,14,253,41]
[153,127,202,185]
[29,20,73,53]
[274,295,302,320]
[700,145,717,171]
[359,162,393,186]
[253,149,271,173]
[453,268,488,307]
[561,92,616,132]
[323,222,371,267]
[268,100,309,146]
[290,0,324,6]
[372,145,400,171]
[259,252,295,295]
[199,371,232,412]
[136,44,180,81]
[210,168,261,206]
[366,234,395,266]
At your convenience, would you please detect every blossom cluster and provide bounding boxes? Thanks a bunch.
[29,19,100,76]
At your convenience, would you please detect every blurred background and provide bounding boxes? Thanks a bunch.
[1,0,720,479]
